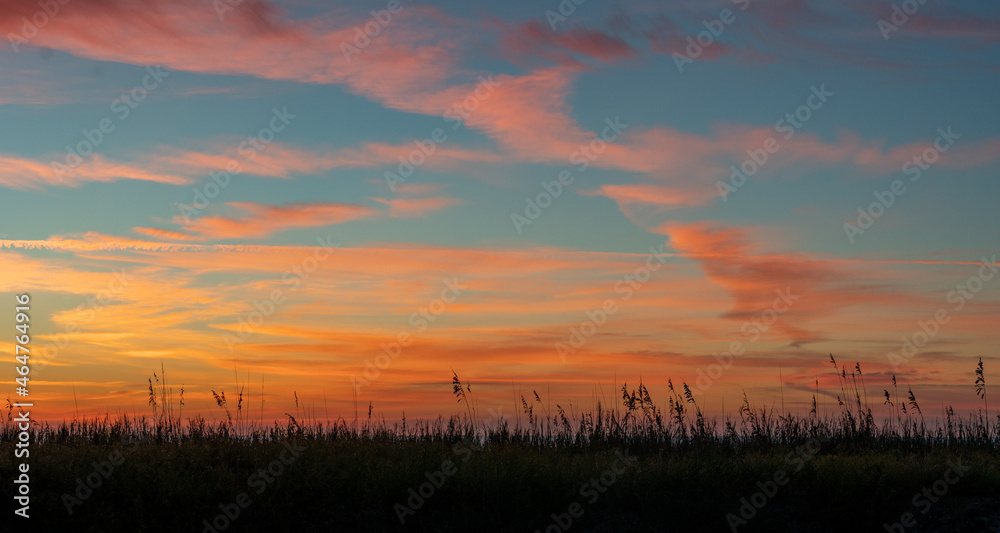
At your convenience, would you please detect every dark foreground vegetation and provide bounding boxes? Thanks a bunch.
[2,357,999,532]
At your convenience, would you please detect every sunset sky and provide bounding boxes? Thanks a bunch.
[1,0,998,424]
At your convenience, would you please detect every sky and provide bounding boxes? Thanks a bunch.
[1,0,998,424]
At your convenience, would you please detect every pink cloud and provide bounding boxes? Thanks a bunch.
[492,19,636,69]
[571,126,1000,225]
[2,0,997,212]
[581,184,714,227]
[0,140,503,191]
[370,196,463,218]
[0,1,600,177]
[0,153,191,190]
[582,184,714,209]
[660,222,920,346]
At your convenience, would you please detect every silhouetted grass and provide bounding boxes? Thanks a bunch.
[1,356,998,532]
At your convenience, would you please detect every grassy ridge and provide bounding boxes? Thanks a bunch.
[2,431,999,532]
[2,358,999,532]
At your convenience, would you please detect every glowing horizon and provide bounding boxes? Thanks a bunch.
[1,0,998,425]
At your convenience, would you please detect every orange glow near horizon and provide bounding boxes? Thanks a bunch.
[4,233,996,425]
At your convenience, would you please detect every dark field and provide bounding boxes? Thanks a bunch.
[3,364,999,532]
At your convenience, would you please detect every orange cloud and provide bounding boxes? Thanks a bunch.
[581,184,714,226]
[165,201,377,240]
[132,228,203,242]
[145,142,503,180]
[134,195,461,242]
[4,231,996,421]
